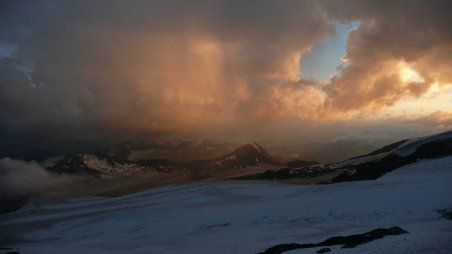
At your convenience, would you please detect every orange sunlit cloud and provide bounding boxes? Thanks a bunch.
[0,0,451,146]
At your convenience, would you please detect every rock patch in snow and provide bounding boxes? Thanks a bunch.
[257,227,408,254]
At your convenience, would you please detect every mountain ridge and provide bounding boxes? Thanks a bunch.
[235,130,452,183]
[46,142,280,179]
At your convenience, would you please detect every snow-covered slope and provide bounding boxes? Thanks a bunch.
[393,130,452,157]
[326,130,452,182]
[334,130,452,168]
[226,131,452,183]
[1,156,451,254]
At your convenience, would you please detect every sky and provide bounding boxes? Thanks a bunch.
[300,21,359,80]
[1,0,452,157]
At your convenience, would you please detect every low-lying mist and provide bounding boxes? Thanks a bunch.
[0,157,193,213]
[0,157,74,199]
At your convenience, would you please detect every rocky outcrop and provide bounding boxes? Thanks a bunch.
[316,247,331,253]
[257,226,408,254]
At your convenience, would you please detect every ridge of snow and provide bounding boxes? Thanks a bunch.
[82,155,142,177]
[252,143,262,154]
[332,130,452,168]
[393,130,452,157]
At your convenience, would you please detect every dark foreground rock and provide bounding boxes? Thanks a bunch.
[257,226,408,254]
[438,209,452,220]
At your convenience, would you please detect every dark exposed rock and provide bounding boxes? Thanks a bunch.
[46,155,100,176]
[257,243,305,254]
[318,226,408,248]
[331,138,452,183]
[93,150,129,165]
[316,247,331,253]
[438,209,452,220]
[257,226,408,254]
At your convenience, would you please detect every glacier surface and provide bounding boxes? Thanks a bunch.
[1,156,452,254]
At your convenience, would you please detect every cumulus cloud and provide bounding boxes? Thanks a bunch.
[0,0,334,140]
[0,0,451,150]
[322,0,452,112]
[0,157,72,198]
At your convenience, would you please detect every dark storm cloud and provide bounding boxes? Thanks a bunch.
[0,0,333,142]
[0,0,451,150]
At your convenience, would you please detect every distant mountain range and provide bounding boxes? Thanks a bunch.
[45,130,452,185]
[95,140,242,163]
[236,130,452,183]
[1,136,381,165]
[47,142,283,180]
[2,130,451,214]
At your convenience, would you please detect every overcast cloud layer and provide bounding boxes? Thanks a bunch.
[1,0,451,150]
